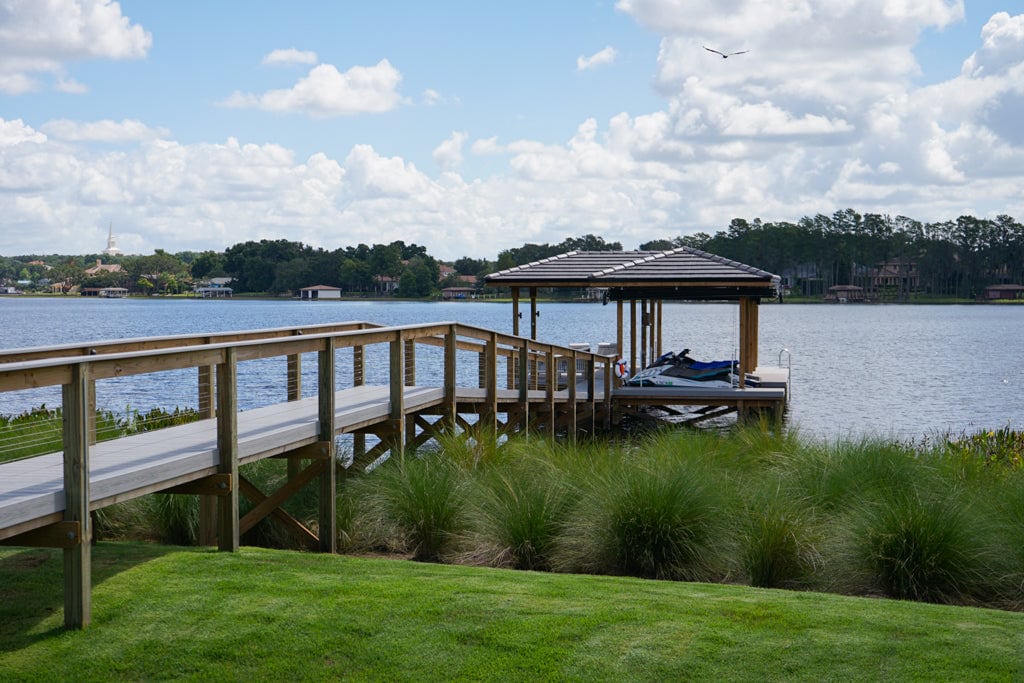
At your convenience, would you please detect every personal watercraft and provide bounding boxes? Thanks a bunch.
[624,349,759,388]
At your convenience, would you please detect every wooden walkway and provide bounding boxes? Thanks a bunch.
[0,319,786,630]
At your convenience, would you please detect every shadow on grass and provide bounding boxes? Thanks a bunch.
[0,542,170,652]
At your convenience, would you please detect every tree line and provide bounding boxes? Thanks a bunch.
[3,210,1021,299]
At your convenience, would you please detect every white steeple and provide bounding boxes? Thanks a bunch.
[103,222,122,256]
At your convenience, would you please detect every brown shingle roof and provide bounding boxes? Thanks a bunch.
[484,247,779,300]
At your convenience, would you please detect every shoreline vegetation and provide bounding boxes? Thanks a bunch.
[4,407,1024,611]
[4,408,1024,677]
[3,290,1023,304]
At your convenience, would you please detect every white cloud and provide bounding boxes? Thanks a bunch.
[41,119,169,142]
[433,131,468,171]
[262,48,318,66]
[577,46,618,71]
[962,12,1024,77]
[221,60,405,117]
[0,0,151,94]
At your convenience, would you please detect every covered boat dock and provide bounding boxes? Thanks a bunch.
[484,247,789,424]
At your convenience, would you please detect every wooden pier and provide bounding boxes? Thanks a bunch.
[0,321,622,629]
[0,318,787,630]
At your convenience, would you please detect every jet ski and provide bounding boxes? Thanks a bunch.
[625,349,759,388]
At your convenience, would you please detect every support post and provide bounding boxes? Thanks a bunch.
[545,347,556,439]
[216,348,239,551]
[629,299,638,376]
[197,364,217,546]
[318,338,336,553]
[443,325,457,432]
[518,339,529,433]
[616,299,624,358]
[62,363,91,630]
[482,331,498,433]
[389,333,405,457]
[512,287,520,337]
[529,287,538,340]
[567,351,577,444]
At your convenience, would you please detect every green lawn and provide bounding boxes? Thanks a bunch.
[2,543,1022,681]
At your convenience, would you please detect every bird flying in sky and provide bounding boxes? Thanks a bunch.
[703,46,750,58]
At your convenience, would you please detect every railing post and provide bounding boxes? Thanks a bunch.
[483,331,498,434]
[603,357,613,430]
[216,348,239,552]
[62,362,91,630]
[518,339,529,434]
[587,355,596,434]
[197,363,217,546]
[545,347,556,439]
[567,351,578,445]
[443,326,457,433]
[318,338,336,553]
[389,332,405,457]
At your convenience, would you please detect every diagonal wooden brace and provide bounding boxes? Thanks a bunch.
[238,461,325,545]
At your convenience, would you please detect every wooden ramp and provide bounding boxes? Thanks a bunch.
[0,384,445,535]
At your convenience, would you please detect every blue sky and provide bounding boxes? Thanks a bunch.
[1,1,1022,260]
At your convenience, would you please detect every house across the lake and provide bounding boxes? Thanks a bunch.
[300,285,342,300]
[825,285,865,303]
[983,284,1024,301]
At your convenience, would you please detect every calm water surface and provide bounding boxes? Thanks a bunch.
[1,297,1021,441]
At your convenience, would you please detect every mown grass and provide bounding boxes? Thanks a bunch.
[2,543,1023,681]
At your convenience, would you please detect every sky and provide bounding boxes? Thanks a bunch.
[0,0,1022,261]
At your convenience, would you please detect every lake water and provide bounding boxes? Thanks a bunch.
[1,296,1021,442]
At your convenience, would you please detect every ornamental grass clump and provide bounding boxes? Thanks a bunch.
[735,490,821,589]
[355,452,468,562]
[467,457,578,570]
[836,485,996,604]
[555,449,726,581]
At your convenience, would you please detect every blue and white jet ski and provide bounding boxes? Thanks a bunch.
[625,349,760,388]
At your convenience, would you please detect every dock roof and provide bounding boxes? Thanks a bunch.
[484,247,780,300]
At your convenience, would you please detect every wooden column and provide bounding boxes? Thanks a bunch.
[640,299,648,371]
[629,299,638,376]
[389,333,405,457]
[518,339,529,433]
[738,297,760,388]
[566,351,577,444]
[197,364,217,546]
[512,287,520,337]
[62,363,91,630]
[482,331,498,433]
[545,347,556,438]
[616,299,624,359]
[216,348,239,552]
[529,287,538,340]
[656,300,664,357]
[318,338,336,553]
[443,325,457,433]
